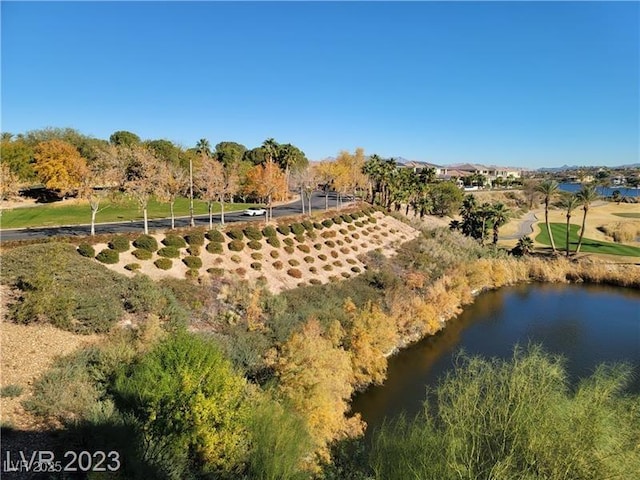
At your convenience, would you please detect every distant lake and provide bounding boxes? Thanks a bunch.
[559,183,639,198]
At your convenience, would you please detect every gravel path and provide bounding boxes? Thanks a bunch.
[502,211,538,240]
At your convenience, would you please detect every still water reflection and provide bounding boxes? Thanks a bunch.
[351,283,640,433]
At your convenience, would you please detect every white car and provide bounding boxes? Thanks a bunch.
[244,207,266,216]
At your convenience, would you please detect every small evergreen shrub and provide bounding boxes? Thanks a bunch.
[206,242,223,254]
[355,221,364,228]
[291,223,305,236]
[185,269,199,280]
[297,282,306,287]
[303,256,314,263]
[227,229,244,240]
[309,279,321,285]
[302,220,314,231]
[287,268,302,279]
[77,244,95,258]
[313,222,324,230]
[284,246,294,254]
[340,247,350,254]
[381,231,389,237]
[270,250,280,259]
[182,256,202,269]
[243,226,263,241]
[321,231,336,239]
[306,231,317,241]
[132,248,152,260]
[230,255,242,263]
[347,258,357,265]
[250,262,262,271]
[313,243,323,250]
[125,263,141,271]
[157,246,180,258]
[0,384,23,398]
[330,250,339,258]
[370,217,378,223]
[297,245,311,253]
[351,266,362,273]
[283,238,294,247]
[266,236,281,248]
[247,240,262,250]
[324,240,335,248]
[333,261,343,267]
[344,237,353,244]
[187,245,201,256]
[96,249,119,264]
[309,266,318,274]
[251,252,263,260]
[235,267,246,276]
[352,233,360,240]
[318,254,327,261]
[206,229,225,242]
[323,264,333,271]
[277,225,291,235]
[339,228,348,235]
[228,240,245,252]
[341,272,351,279]
[336,239,344,246]
[207,267,224,277]
[214,257,224,265]
[362,230,370,236]
[185,231,205,246]
[162,234,187,248]
[262,226,277,237]
[273,261,284,270]
[133,234,158,252]
[109,235,130,252]
[288,259,300,267]
[321,219,333,228]
[333,216,343,224]
[328,275,339,282]
[154,258,172,270]
[361,242,368,248]
[294,235,306,243]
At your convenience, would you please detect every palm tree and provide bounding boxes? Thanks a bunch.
[262,138,279,163]
[575,184,599,254]
[194,138,211,227]
[491,203,511,246]
[535,179,559,253]
[516,236,534,256]
[558,194,581,257]
[479,202,493,246]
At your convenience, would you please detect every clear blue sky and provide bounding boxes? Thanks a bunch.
[2,1,638,168]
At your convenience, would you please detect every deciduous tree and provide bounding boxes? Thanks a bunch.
[245,159,286,222]
[197,157,239,228]
[33,140,88,198]
[157,162,187,230]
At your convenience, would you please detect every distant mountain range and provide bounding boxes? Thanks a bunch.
[537,163,640,172]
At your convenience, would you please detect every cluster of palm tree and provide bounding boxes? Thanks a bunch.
[536,180,599,257]
[451,195,512,247]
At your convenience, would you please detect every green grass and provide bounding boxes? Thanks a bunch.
[1,196,256,229]
[536,222,640,257]
[613,212,640,219]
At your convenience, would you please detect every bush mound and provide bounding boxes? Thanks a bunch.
[288,259,300,267]
[182,256,202,269]
[309,278,322,285]
[321,231,336,239]
[109,235,130,252]
[228,240,245,252]
[325,240,336,248]
[243,226,263,241]
[346,258,357,265]
[297,245,311,253]
[124,263,141,271]
[318,254,327,261]
[227,229,244,240]
[313,243,323,250]
[132,248,152,260]
[287,268,302,279]
[302,220,314,231]
[207,267,224,277]
[184,231,205,246]
[157,246,180,258]
[251,252,263,260]
[330,250,339,258]
[291,223,305,236]
[185,269,199,280]
[283,238,294,247]
[247,240,263,250]
[313,222,324,230]
[162,234,187,248]
[284,246,295,254]
[235,267,247,276]
[266,236,281,248]
[133,234,158,252]
[294,235,306,243]
[273,261,284,270]
[323,264,333,271]
[351,266,362,273]
[96,249,119,264]
[77,244,95,258]
[348,225,356,231]
[187,246,201,256]
[206,229,225,242]
[309,266,318,274]
[262,226,277,237]
[231,255,242,263]
[206,242,223,254]
[270,250,280,259]
[304,256,314,264]
[322,219,334,228]
[250,262,262,271]
[333,260,343,267]
[333,216,343,224]
[277,225,291,235]
[339,228,348,235]
[341,272,351,279]
[154,258,172,270]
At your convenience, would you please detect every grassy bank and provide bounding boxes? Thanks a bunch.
[536,222,640,257]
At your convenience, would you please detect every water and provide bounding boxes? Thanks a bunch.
[558,182,639,198]
[351,283,640,432]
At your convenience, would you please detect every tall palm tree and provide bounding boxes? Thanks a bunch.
[535,179,559,253]
[262,138,279,163]
[491,203,511,246]
[575,184,599,254]
[194,138,211,227]
[558,194,581,257]
[479,202,494,246]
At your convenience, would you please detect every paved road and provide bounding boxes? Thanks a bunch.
[1,192,346,242]
[502,211,538,240]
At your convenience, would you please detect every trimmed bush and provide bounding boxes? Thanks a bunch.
[251,252,263,260]
[313,222,324,230]
[206,229,225,242]
[351,245,359,252]
[324,240,336,248]
[243,226,263,241]
[270,250,280,259]
[227,229,244,240]
[333,216,343,225]
[344,237,353,244]
[288,259,300,267]
[341,272,351,279]
[346,258,357,265]
[302,220,314,232]
[291,223,305,236]
[330,250,339,258]
[133,234,158,252]
[345,224,355,232]
[124,263,141,271]
[340,247,350,254]
[318,254,327,261]
[336,239,344,246]
[303,256,314,264]
[362,230,370,236]
[283,238,294,247]
[109,235,130,252]
[313,243,323,250]
[185,231,205,246]
[207,267,224,277]
[185,268,199,280]
[294,235,306,243]
[323,264,333,271]
[321,219,334,228]
[351,266,362,273]
[287,268,302,279]
[247,240,263,250]
[266,236,281,248]
[352,233,360,239]
[262,226,277,237]
[309,279,322,285]
[228,240,245,252]
[309,266,318,274]
[339,228,348,235]
[306,231,317,241]
[96,249,119,264]
[231,255,242,263]
[187,245,201,256]
[273,261,284,270]
[297,245,311,253]
[154,258,172,270]
[355,221,364,228]
[284,246,295,254]
[250,262,262,271]
[370,217,378,224]
[162,234,187,248]
[277,225,291,236]
[206,242,223,254]
[77,244,95,258]
[132,248,152,260]
[182,256,202,269]
[333,261,343,267]
[157,246,180,258]
[321,230,336,239]
[235,267,247,276]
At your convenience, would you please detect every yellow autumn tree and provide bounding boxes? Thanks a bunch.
[33,139,88,197]
[275,318,363,463]
[245,159,286,221]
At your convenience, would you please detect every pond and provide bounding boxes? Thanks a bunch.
[351,283,640,433]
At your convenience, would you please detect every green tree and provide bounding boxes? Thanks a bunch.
[243,146,267,165]
[33,139,88,198]
[536,179,559,253]
[109,130,141,146]
[428,181,463,217]
[558,194,581,257]
[490,202,511,246]
[0,136,35,182]
[575,184,599,254]
[145,139,182,167]
[215,141,247,167]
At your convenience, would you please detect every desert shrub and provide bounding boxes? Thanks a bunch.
[262,226,277,237]
[322,219,334,228]
[323,265,333,271]
[333,216,343,225]
[250,262,262,271]
[333,261,343,267]
[235,268,246,276]
[288,259,300,267]
[77,244,95,258]
[270,250,280,259]
[228,240,245,252]
[352,233,360,239]
[302,220,314,231]
[157,246,180,258]
[206,242,223,254]
[125,263,141,271]
[133,235,158,252]
[297,244,311,253]
[184,231,205,246]
[355,221,364,228]
[231,255,242,263]
[336,239,344,246]
[251,253,263,260]
[247,240,263,250]
[309,266,318,274]
[304,256,315,264]
[214,257,224,265]
[313,243,323,250]
[361,242,368,248]
[389,228,397,234]
[344,237,353,244]
[362,230,370,236]
[381,231,389,237]
[182,256,202,269]
[306,231,317,241]
[162,234,187,248]
[0,384,23,398]
[154,258,172,270]
[342,215,353,223]
[284,246,295,254]
[341,272,351,279]
[283,237,294,247]
[313,222,324,230]
[185,269,199,280]
[351,246,359,252]
[325,240,336,248]
[370,217,378,224]
[132,248,153,260]
[351,266,362,273]
[287,268,302,278]
[277,225,291,236]
[328,275,339,282]
[346,258,357,265]
[330,250,339,258]
[339,228,348,235]
[206,229,225,242]
[96,248,119,264]
[207,268,225,277]
[318,254,327,261]
[273,261,284,270]
[291,223,305,236]
[243,226,263,241]
[294,235,306,243]
[227,229,244,240]
[109,235,130,252]
[309,279,321,285]
[266,236,281,248]
[321,230,337,238]
[348,225,356,231]
[187,245,201,256]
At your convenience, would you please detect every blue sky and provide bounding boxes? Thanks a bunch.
[1,1,638,168]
